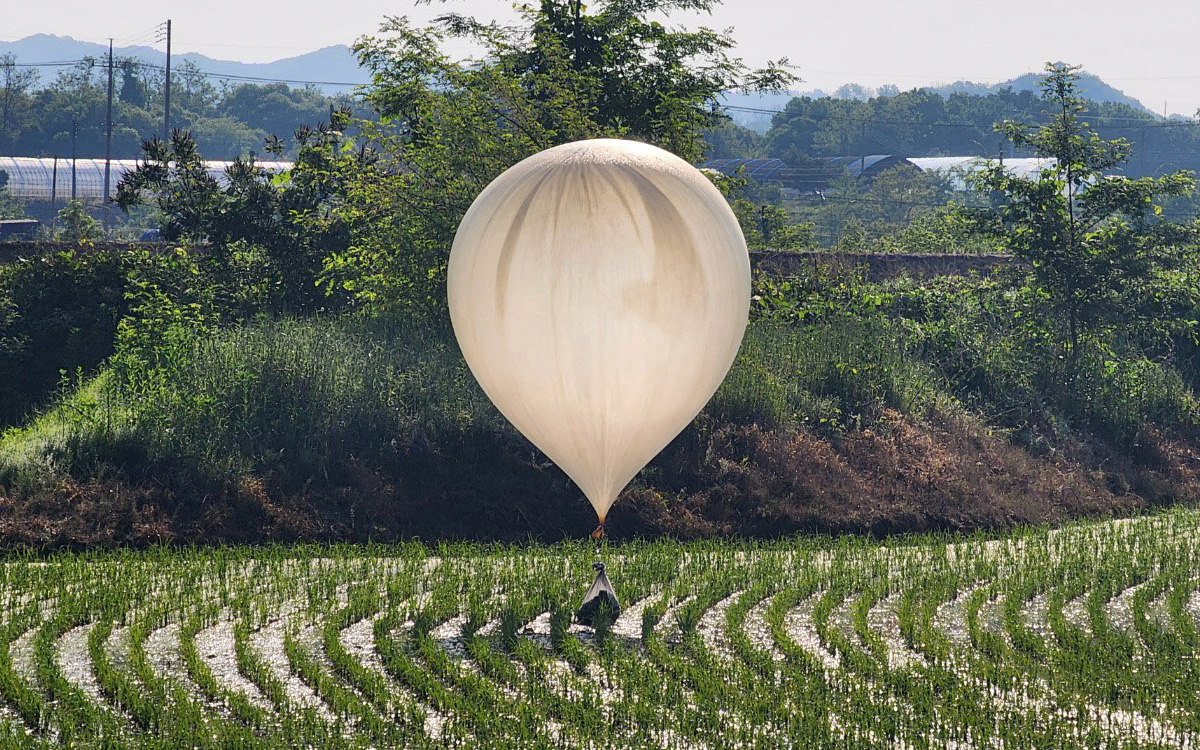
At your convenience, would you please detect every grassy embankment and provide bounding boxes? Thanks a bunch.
[2,254,1198,547]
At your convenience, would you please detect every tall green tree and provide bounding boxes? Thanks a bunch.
[974,63,1197,352]
[116,118,367,316]
[0,54,38,154]
[759,84,1168,169]
[118,58,147,109]
[0,169,23,219]
[324,0,794,318]
[218,83,338,140]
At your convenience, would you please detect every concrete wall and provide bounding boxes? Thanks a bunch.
[751,250,1021,281]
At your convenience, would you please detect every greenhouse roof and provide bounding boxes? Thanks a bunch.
[700,155,914,191]
[908,156,1057,187]
[0,157,293,202]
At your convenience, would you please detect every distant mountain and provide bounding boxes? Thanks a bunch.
[0,34,372,94]
[6,37,1153,127]
[929,67,1149,113]
[723,67,1152,133]
[718,90,798,133]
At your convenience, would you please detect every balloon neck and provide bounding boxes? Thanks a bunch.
[591,521,605,556]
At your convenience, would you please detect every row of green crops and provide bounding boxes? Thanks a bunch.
[0,509,1199,748]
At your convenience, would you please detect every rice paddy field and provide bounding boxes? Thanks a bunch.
[2,508,1200,749]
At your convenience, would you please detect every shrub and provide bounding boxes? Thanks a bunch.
[885,273,1200,447]
[0,248,130,427]
[711,317,948,434]
[53,201,103,243]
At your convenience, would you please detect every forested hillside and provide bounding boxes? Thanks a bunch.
[710,87,1200,179]
[0,52,357,159]
[6,42,1200,174]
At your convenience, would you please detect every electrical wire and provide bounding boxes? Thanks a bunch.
[6,55,1200,129]
[722,104,1198,129]
[114,24,165,48]
[5,57,366,87]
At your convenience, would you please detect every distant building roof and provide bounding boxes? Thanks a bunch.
[700,155,1060,193]
[908,156,1057,189]
[700,155,912,191]
[702,158,799,182]
[823,155,910,178]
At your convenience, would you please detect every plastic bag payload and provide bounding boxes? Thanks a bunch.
[576,562,621,627]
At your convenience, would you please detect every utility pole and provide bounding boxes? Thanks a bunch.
[71,120,77,202]
[1140,126,1146,176]
[160,19,172,140]
[50,156,58,229]
[104,39,114,215]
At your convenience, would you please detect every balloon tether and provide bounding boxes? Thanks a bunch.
[591,519,605,557]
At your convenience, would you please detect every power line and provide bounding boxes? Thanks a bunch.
[722,104,1200,129]
[8,60,90,68]
[188,71,365,87]
[168,41,344,52]
[114,24,164,48]
[7,58,1200,124]
[7,57,365,87]
[7,57,1200,138]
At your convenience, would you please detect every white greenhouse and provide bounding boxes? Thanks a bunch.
[0,157,293,203]
[908,156,1057,191]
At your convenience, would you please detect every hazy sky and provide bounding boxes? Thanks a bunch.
[9,0,1200,116]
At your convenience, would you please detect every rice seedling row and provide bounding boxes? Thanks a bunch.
[0,512,1199,747]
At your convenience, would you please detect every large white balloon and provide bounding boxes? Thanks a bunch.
[448,138,750,523]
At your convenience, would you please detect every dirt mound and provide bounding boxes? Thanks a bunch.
[611,411,1175,539]
[1,412,1195,549]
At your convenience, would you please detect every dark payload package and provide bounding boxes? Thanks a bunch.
[576,562,621,627]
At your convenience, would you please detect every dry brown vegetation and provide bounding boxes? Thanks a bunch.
[2,409,1196,550]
